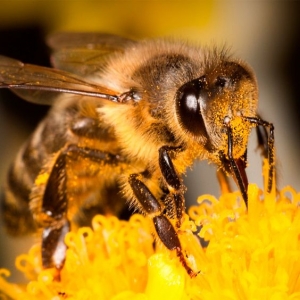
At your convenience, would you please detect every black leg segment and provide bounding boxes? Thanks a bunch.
[42,220,70,271]
[159,146,181,190]
[129,174,161,214]
[42,153,67,219]
[153,215,180,250]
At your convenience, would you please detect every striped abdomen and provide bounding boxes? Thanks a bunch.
[2,99,127,235]
[2,116,65,235]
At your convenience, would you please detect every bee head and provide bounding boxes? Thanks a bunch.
[175,61,258,158]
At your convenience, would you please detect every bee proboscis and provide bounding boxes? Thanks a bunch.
[0,32,274,278]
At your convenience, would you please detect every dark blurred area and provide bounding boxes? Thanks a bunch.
[281,21,300,122]
[0,26,50,129]
[273,5,300,122]
[0,1,299,282]
[0,26,51,283]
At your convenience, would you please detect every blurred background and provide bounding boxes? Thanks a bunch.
[0,0,299,282]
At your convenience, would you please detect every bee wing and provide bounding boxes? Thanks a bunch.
[48,32,135,51]
[0,55,118,105]
[48,32,136,76]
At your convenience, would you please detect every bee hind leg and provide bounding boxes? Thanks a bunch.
[40,144,122,279]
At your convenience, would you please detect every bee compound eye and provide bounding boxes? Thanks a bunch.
[180,86,199,114]
[176,79,206,136]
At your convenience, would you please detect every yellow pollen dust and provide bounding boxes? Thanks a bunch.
[229,116,251,158]
[0,161,299,299]
[34,173,50,186]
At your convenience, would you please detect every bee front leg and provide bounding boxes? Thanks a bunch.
[128,174,196,277]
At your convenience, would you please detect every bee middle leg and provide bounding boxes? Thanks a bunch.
[129,146,197,277]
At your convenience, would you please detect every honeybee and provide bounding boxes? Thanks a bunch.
[0,33,274,278]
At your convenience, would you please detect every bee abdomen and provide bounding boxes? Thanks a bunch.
[2,129,46,235]
[2,164,37,235]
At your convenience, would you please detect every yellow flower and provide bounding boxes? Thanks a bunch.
[0,163,299,299]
